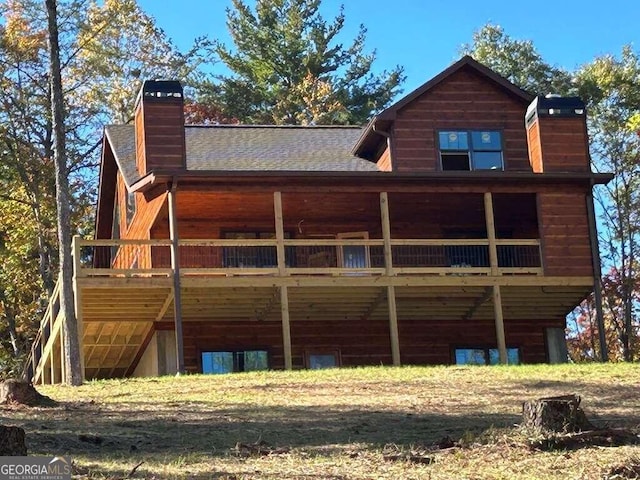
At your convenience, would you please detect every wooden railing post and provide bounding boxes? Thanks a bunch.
[72,236,85,380]
[380,192,394,276]
[484,192,499,276]
[273,192,288,276]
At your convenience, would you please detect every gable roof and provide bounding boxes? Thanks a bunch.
[352,55,535,158]
[105,124,379,188]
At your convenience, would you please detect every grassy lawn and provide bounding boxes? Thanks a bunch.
[2,363,639,479]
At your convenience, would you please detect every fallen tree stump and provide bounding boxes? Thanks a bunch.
[0,425,27,455]
[0,380,55,406]
[522,394,593,433]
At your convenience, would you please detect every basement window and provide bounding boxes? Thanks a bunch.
[439,131,503,171]
[454,347,520,365]
[306,350,341,369]
[201,350,268,374]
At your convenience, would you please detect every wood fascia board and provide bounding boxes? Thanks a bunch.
[95,135,118,240]
[130,170,614,192]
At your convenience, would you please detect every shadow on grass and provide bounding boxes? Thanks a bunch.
[3,401,520,458]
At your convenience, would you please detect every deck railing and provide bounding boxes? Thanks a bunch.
[74,237,543,277]
[23,275,64,384]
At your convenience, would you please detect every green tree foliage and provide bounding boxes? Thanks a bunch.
[202,0,405,125]
[460,23,573,95]
[0,0,197,378]
[574,47,640,361]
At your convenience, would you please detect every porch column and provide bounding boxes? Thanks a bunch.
[380,192,400,366]
[485,192,507,364]
[273,192,287,276]
[280,286,293,370]
[168,181,185,375]
[483,192,499,276]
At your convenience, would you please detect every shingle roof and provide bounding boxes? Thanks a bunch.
[104,124,378,187]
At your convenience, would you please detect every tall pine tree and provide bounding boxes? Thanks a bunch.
[202,0,404,125]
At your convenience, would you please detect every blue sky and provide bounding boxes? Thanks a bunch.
[137,0,638,95]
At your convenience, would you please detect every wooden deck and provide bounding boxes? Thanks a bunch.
[26,231,594,384]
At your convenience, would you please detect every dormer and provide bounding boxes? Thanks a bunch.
[353,56,534,173]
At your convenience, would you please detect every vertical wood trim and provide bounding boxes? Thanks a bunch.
[168,182,185,375]
[484,192,499,275]
[387,285,401,366]
[274,192,287,275]
[380,192,394,276]
[280,286,292,370]
[492,285,507,364]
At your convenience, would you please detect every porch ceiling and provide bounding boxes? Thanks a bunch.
[78,280,590,379]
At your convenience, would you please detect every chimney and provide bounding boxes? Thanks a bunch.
[134,80,186,176]
[525,95,590,173]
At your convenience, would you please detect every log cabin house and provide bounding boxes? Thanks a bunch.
[27,56,612,383]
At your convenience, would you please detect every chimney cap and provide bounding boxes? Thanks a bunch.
[526,95,585,124]
[136,80,183,106]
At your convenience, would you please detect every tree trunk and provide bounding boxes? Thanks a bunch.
[0,425,27,456]
[522,394,594,433]
[45,0,82,386]
[0,380,54,406]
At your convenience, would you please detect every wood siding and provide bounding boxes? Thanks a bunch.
[538,191,593,276]
[535,116,590,172]
[377,146,392,171]
[134,98,186,176]
[391,66,531,173]
[526,121,543,173]
[153,317,562,372]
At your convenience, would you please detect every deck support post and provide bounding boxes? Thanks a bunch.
[280,286,293,370]
[387,285,401,366]
[380,192,400,366]
[168,180,185,375]
[586,191,608,362]
[485,192,507,364]
[72,235,85,381]
[492,285,508,364]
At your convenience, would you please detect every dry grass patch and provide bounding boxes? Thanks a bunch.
[1,364,638,479]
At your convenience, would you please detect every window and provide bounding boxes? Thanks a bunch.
[306,350,340,370]
[201,350,268,374]
[439,131,503,171]
[455,347,520,365]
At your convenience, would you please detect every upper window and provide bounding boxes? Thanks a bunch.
[439,131,503,171]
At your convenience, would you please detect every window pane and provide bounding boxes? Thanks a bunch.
[202,352,234,374]
[309,354,337,369]
[243,351,268,371]
[455,348,486,365]
[473,152,503,170]
[471,131,501,151]
[441,153,470,171]
[439,131,468,150]
[489,348,520,365]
